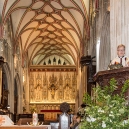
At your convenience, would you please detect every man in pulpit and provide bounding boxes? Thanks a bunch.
[110,44,129,67]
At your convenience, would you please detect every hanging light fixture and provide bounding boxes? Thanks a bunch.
[48,58,51,64]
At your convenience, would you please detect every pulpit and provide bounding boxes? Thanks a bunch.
[94,67,129,97]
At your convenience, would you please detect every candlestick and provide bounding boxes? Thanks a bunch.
[32,112,38,126]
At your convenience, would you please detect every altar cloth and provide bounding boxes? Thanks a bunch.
[0,125,51,129]
[0,115,14,126]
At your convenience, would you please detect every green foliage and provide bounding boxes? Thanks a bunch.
[80,78,129,129]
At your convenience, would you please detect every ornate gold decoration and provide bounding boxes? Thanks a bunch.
[64,73,71,100]
[59,73,63,86]
[29,71,77,103]
[48,74,58,99]
[34,74,42,101]
[29,73,34,102]
[43,72,48,86]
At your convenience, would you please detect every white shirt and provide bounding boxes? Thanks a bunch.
[111,56,129,67]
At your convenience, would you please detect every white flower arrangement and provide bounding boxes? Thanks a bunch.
[80,78,129,129]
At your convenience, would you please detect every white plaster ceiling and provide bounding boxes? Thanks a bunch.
[2,0,89,66]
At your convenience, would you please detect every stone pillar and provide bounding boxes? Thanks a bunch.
[0,57,4,104]
[99,11,110,71]
[75,67,81,113]
[110,0,129,59]
[79,67,84,106]
[89,0,110,71]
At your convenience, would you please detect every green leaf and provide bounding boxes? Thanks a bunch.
[80,78,129,129]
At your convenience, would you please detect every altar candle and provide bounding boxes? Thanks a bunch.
[33,112,38,126]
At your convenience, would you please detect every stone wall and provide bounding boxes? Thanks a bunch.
[0,18,23,114]
[88,0,110,71]
[110,0,129,59]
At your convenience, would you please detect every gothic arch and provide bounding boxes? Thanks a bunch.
[3,63,11,90]
[15,73,23,114]
[2,62,13,112]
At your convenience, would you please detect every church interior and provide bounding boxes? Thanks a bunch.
[0,0,129,128]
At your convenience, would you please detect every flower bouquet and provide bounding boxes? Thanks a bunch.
[80,78,129,129]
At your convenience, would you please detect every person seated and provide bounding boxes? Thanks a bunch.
[72,112,81,129]
[110,44,129,67]
[70,114,77,129]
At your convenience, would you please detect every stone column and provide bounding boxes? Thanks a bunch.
[0,57,4,104]
[110,0,129,59]
[0,1,4,19]
[75,67,81,113]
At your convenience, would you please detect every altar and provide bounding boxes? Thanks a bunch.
[0,115,51,129]
[0,125,51,129]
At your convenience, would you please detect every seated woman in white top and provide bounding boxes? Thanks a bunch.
[110,44,129,67]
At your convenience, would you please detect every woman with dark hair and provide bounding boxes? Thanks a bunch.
[72,112,81,129]
[70,114,77,129]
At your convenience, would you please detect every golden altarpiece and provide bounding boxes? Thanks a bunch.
[29,66,77,120]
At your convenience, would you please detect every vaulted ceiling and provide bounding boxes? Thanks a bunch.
[2,0,89,66]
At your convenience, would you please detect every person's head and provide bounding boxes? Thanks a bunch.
[76,116,81,123]
[81,103,87,108]
[76,112,81,123]
[117,44,125,57]
[72,114,77,121]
